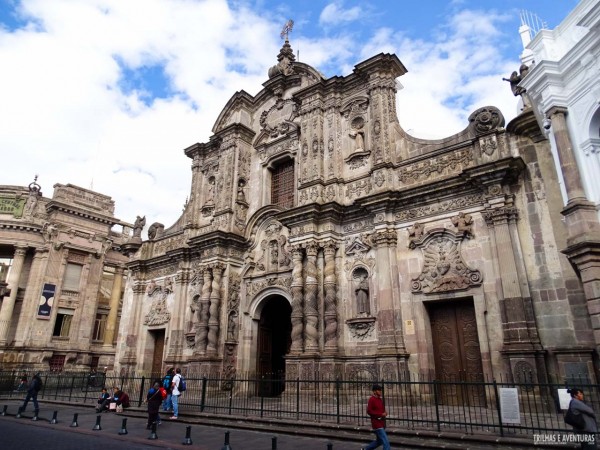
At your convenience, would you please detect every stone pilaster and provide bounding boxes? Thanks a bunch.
[103,265,124,347]
[196,268,212,355]
[0,246,27,346]
[207,264,224,356]
[289,245,304,354]
[304,241,319,354]
[322,241,338,354]
[372,230,406,354]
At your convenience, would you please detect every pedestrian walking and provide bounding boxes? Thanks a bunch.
[567,388,598,449]
[161,367,175,412]
[170,368,183,419]
[145,381,165,429]
[361,384,391,450]
[18,372,42,416]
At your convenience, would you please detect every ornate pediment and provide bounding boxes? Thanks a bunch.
[410,228,482,294]
[345,237,371,255]
[258,98,299,142]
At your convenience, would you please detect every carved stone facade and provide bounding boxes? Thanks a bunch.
[0,179,130,371]
[114,38,597,386]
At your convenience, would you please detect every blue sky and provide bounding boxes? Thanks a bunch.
[0,0,581,228]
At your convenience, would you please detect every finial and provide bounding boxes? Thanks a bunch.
[280,19,294,42]
[28,174,42,195]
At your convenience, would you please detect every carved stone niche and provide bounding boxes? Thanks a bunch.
[410,228,482,294]
[346,317,376,340]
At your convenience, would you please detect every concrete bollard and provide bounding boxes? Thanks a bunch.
[70,413,79,427]
[92,414,102,431]
[148,421,158,440]
[326,443,333,450]
[272,436,277,449]
[221,430,233,450]
[182,425,193,445]
[118,418,128,435]
[1,405,7,416]
[50,410,58,424]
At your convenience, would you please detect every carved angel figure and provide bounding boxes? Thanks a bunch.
[451,212,473,237]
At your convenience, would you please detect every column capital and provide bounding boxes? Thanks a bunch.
[546,105,568,118]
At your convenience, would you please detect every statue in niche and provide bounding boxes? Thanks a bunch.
[133,215,146,238]
[350,116,366,152]
[236,179,246,203]
[227,311,238,341]
[205,176,215,205]
[349,129,365,152]
[353,268,370,316]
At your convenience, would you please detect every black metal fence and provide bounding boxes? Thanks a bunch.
[0,370,596,438]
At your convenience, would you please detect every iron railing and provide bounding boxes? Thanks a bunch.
[0,370,596,438]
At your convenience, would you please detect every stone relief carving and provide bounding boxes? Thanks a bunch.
[259,98,299,140]
[468,106,505,135]
[479,135,497,157]
[254,221,291,273]
[346,318,376,340]
[144,278,173,326]
[451,212,474,237]
[395,193,484,222]
[411,229,482,294]
[147,222,164,240]
[408,222,424,249]
[398,148,474,186]
[245,275,292,298]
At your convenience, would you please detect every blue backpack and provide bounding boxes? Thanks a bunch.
[178,376,187,392]
[162,375,171,390]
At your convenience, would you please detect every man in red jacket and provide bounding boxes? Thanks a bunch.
[362,384,390,450]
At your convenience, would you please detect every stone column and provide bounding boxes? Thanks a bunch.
[207,264,224,355]
[103,266,124,347]
[196,268,212,354]
[547,107,600,352]
[547,107,587,205]
[304,241,319,354]
[0,246,27,346]
[323,242,338,353]
[289,245,304,354]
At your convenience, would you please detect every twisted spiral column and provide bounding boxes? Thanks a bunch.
[196,268,212,354]
[207,264,224,355]
[290,245,304,354]
[304,241,319,353]
[323,241,338,352]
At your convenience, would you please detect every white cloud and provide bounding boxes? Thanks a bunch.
[319,1,362,26]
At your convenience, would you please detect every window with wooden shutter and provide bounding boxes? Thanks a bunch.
[271,160,295,209]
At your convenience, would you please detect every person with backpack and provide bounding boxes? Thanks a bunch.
[170,367,184,419]
[161,367,175,412]
[566,388,598,449]
[18,372,42,417]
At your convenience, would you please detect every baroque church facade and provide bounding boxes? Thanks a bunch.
[115,35,599,386]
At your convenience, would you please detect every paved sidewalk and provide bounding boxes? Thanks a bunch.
[0,400,361,450]
[0,399,580,449]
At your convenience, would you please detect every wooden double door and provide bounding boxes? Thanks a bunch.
[429,300,485,406]
[256,296,291,397]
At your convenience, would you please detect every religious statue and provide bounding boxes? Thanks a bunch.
[451,211,474,237]
[227,312,237,341]
[133,215,146,238]
[503,64,530,108]
[355,271,370,315]
[349,129,365,152]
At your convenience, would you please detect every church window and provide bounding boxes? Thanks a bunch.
[53,309,73,337]
[271,160,295,208]
[93,313,108,341]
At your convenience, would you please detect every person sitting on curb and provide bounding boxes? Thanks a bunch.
[95,388,111,413]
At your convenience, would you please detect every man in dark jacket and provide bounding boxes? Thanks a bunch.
[567,388,598,449]
[18,373,42,417]
[362,384,391,450]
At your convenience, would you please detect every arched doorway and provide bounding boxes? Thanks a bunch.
[256,295,291,396]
